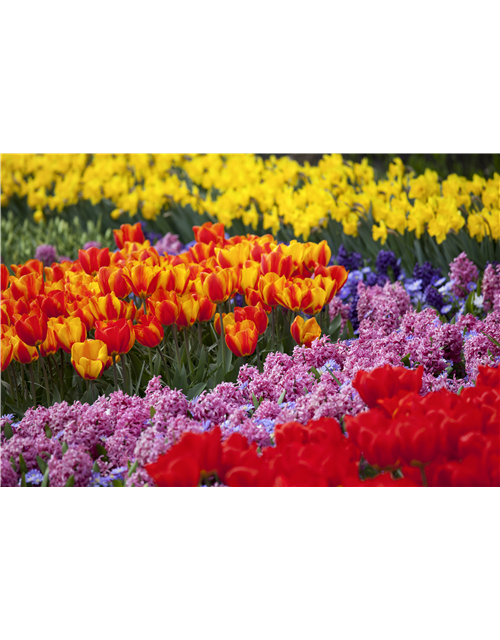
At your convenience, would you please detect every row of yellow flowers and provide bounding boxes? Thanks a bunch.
[1,222,345,399]
[2,153,499,244]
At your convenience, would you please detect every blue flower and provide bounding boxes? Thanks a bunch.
[1,414,14,422]
[440,304,452,314]
[25,469,44,485]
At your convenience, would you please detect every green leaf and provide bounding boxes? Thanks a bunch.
[309,366,321,381]
[112,479,124,487]
[36,455,48,474]
[44,424,52,438]
[465,290,475,315]
[128,461,139,478]
[65,475,75,487]
[252,392,260,410]
[150,406,156,419]
[92,461,100,473]
[187,381,207,401]
[21,472,27,487]
[400,354,411,367]
[277,389,286,405]
[327,313,342,342]
[41,467,50,487]
[62,442,68,454]
[3,421,13,440]
[482,331,500,348]
[18,453,27,475]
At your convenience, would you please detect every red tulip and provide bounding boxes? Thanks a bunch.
[78,247,111,276]
[95,318,135,356]
[113,222,146,250]
[14,312,48,347]
[352,364,423,410]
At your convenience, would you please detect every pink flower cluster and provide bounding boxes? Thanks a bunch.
[481,263,500,312]
[449,252,479,298]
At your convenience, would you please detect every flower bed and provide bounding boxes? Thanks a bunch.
[1,210,499,486]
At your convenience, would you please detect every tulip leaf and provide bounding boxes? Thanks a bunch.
[252,392,260,410]
[465,291,475,315]
[112,479,124,487]
[36,455,48,474]
[52,386,61,405]
[65,475,75,487]
[96,444,109,462]
[3,421,13,441]
[195,348,208,383]
[187,382,207,400]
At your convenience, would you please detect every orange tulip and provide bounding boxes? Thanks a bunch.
[195,295,216,323]
[215,242,250,269]
[12,335,39,364]
[239,262,261,293]
[150,290,179,326]
[44,263,66,283]
[235,305,268,335]
[303,240,332,268]
[71,339,109,380]
[53,317,87,353]
[98,266,132,299]
[258,273,286,308]
[225,320,258,357]
[88,293,136,322]
[113,222,146,250]
[244,288,272,314]
[193,221,225,246]
[1,264,10,291]
[123,264,162,299]
[176,295,200,328]
[214,312,236,336]
[290,316,322,348]
[95,318,135,356]
[201,269,237,304]
[67,301,95,331]
[157,264,190,295]
[9,273,44,302]
[189,241,217,264]
[314,264,349,293]
[260,252,294,279]
[39,326,59,357]
[78,247,111,276]
[1,336,13,371]
[15,312,48,347]
[134,315,164,348]
[10,259,44,278]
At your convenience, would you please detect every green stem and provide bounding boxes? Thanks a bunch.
[60,350,65,395]
[6,365,18,407]
[256,339,262,373]
[218,305,225,373]
[20,363,27,400]
[112,354,119,392]
[29,362,37,408]
[271,307,276,348]
[157,346,170,386]
[121,353,129,395]
[184,330,194,376]
[198,321,202,346]
[143,298,148,315]
[90,380,96,403]
[36,347,51,407]
[172,325,182,370]
[148,347,153,375]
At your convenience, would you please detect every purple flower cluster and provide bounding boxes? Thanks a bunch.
[34,244,57,267]
[154,232,183,256]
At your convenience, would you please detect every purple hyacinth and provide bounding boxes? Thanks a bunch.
[335,244,363,272]
[154,232,183,256]
[424,284,444,310]
[376,250,401,281]
[413,261,442,291]
[34,244,57,267]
